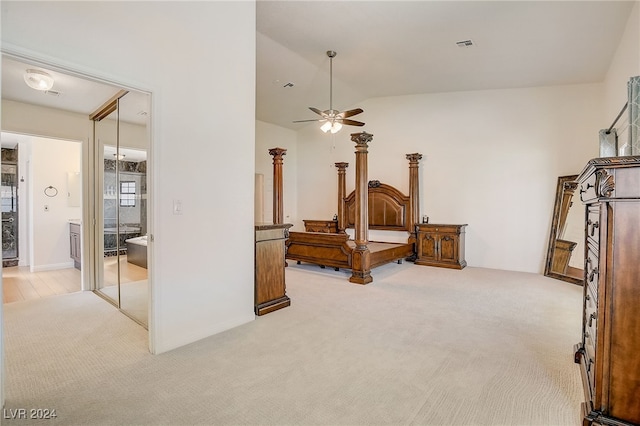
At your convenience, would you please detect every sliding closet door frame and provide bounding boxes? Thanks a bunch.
[91,91,128,309]
[91,89,152,330]
[1,47,156,355]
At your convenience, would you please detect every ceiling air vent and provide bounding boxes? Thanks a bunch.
[456,39,474,48]
[45,90,61,96]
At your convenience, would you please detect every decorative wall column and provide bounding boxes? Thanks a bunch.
[268,147,286,224]
[406,153,423,260]
[334,162,349,233]
[349,132,373,284]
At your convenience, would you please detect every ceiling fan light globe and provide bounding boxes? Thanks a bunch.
[321,121,332,133]
[331,122,342,133]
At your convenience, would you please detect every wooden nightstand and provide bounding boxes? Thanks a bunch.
[254,223,293,315]
[415,224,467,269]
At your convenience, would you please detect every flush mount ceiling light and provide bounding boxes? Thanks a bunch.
[23,69,54,91]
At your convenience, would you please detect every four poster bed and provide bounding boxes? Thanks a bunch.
[282,132,422,284]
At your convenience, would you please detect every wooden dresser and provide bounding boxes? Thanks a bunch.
[574,156,640,426]
[415,224,467,269]
[254,223,293,316]
[303,219,338,233]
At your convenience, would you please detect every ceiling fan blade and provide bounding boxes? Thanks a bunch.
[309,107,327,118]
[340,108,364,118]
[338,118,365,127]
[293,118,327,123]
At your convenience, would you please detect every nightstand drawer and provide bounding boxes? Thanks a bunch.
[303,220,338,233]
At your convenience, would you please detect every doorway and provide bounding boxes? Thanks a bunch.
[92,90,150,328]
[1,55,151,330]
[1,133,83,302]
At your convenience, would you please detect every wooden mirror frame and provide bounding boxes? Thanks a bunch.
[544,175,584,285]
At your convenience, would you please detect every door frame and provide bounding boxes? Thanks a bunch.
[0,49,154,344]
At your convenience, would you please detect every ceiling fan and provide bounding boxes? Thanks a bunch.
[293,50,364,134]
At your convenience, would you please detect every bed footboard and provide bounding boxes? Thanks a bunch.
[286,231,352,269]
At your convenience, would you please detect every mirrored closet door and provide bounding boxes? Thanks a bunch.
[92,90,149,327]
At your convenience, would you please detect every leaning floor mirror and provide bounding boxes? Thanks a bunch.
[544,175,585,285]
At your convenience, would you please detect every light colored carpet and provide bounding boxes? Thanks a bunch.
[2,263,583,425]
[97,280,148,327]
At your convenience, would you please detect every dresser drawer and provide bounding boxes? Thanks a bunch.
[585,247,599,298]
[586,353,596,397]
[585,283,597,314]
[584,287,598,347]
[580,172,598,203]
[586,205,601,246]
[584,296,598,354]
[584,327,596,383]
[584,327,596,362]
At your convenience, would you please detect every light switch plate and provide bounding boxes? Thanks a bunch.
[173,199,182,215]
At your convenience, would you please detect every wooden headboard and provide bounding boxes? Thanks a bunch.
[334,152,422,236]
[344,180,411,232]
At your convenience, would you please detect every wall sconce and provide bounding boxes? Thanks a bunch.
[23,69,54,91]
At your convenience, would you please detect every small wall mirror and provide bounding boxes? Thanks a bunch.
[544,175,584,285]
[67,171,80,207]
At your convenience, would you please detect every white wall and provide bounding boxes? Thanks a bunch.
[603,1,640,118]
[1,100,93,141]
[295,83,603,274]
[2,2,257,354]
[603,1,640,134]
[255,120,297,224]
[30,136,81,271]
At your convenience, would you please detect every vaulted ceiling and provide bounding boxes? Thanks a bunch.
[1,1,635,132]
[256,1,636,129]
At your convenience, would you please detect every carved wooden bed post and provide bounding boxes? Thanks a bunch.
[335,162,349,233]
[406,153,423,260]
[269,147,286,224]
[349,132,373,284]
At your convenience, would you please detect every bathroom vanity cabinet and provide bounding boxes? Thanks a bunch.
[69,222,81,270]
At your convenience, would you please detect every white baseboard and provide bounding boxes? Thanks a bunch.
[31,261,75,272]
[152,312,255,355]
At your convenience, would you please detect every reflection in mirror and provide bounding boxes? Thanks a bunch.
[544,175,584,285]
